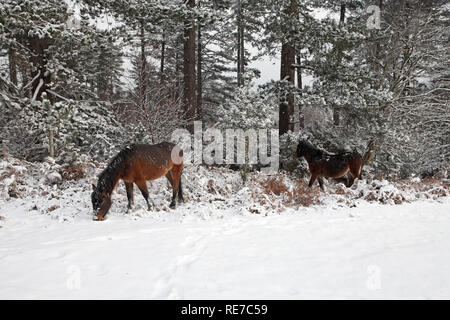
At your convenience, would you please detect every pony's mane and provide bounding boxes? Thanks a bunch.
[300,140,325,158]
[96,147,131,194]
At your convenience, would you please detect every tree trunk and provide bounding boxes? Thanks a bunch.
[174,51,180,100]
[8,49,18,86]
[20,63,31,98]
[197,20,202,120]
[183,0,196,131]
[337,3,346,63]
[237,0,245,86]
[239,19,244,85]
[333,3,346,126]
[296,53,304,129]
[279,0,296,136]
[160,34,165,85]
[374,0,383,74]
[339,5,346,26]
[139,21,148,109]
[29,35,51,102]
[48,128,55,158]
[97,47,108,100]
[333,106,340,126]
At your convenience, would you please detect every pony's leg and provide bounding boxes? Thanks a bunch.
[124,182,134,212]
[318,177,325,191]
[166,172,184,202]
[165,171,174,187]
[349,156,363,180]
[178,179,184,202]
[348,161,362,187]
[347,175,355,188]
[135,180,152,211]
[168,165,183,209]
[308,172,318,188]
[165,172,177,208]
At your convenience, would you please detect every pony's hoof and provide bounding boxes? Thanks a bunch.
[169,202,176,209]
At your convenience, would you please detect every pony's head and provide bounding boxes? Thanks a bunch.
[295,140,322,160]
[295,140,309,158]
[91,184,112,221]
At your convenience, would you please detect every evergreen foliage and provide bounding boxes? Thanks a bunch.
[0,0,447,177]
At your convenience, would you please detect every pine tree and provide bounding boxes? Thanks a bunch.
[0,0,127,162]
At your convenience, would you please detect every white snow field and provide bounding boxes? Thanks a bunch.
[0,157,449,299]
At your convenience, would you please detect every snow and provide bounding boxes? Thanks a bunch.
[1,198,449,299]
[46,171,62,184]
[0,158,449,299]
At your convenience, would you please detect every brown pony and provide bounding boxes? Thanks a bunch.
[295,140,363,190]
[91,142,184,221]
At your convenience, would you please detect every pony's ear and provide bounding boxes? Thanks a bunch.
[92,183,96,190]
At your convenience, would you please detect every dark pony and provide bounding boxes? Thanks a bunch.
[91,142,184,221]
[295,140,363,190]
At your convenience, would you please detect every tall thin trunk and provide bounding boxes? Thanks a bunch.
[29,35,51,103]
[48,128,54,158]
[20,63,30,98]
[139,21,148,109]
[237,30,241,85]
[336,3,346,64]
[183,0,197,130]
[279,43,295,135]
[332,106,340,126]
[296,53,304,129]
[239,15,244,85]
[197,21,202,119]
[279,0,296,136]
[339,5,346,25]
[237,0,244,86]
[333,3,346,126]
[374,0,383,74]
[160,34,165,85]
[97,47,107,100]
[175,51,180,100]
[296,54,302,91]
[8,49,17,86]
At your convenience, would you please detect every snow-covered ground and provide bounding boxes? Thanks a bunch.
[0,156,449,299]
